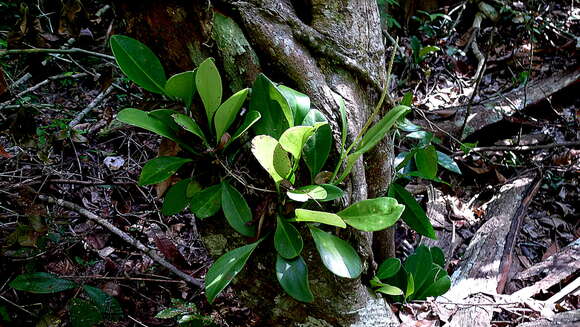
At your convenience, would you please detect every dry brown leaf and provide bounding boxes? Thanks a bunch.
[542,242,560,261]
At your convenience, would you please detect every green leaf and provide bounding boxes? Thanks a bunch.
[279,125,317,160]
[302,109,332,180]
[250,74,292,138]
[165,70,196,108]
[172,113,208,145]
[117,108,178,143]
[357,105,410,154]
[418,45,440,60]
[400,93,414,107]
[155,307,183,319]
[376,284,404,296]
[138,156,192,186]
[406,131,431,140]
[274,216,303,259]
[251,135,292,186]
[436,151,461,174]
[403,245,433,292]
[376,258,401,280]
[398,118,421,132]
[0,305,10,322]
[295,209,346,228]
[336,151,363,184]
[69,299,103,327]
[162,178,192,216]
[221,182,255,237]
[413,269,451,300]
[276,255,314,303]
[287,185,326,202]
[205,240,261,303]
[10,273,77,294]
[406,272,415,299]
[83,285,123,321]
[278,85,310,125]
[337,197,404,232]
[415,145,438,179]
[309,226,362,278]
[226,111,261,147]
[190,184,222,219]
[388,184,436,239]
[110,35,166,94]
[430,246,446,268]
[214,88,249,143]
[196,58,222,125]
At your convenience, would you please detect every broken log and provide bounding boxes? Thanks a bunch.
[438,174,538,327]
[511,238,580,299]
[419,68,580,139]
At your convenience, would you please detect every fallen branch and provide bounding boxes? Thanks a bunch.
[0,73,89,109]
[0,47,115,60]
[453,141,580,156]
[69,84,115,127]
[37,195,203,288]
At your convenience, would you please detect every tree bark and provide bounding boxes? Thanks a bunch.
[116,1,398,325]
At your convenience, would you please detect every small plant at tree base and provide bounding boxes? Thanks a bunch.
[9,273,123,326]
[372,245,451,301]
[109,35,446,304]
[155,299,217,327]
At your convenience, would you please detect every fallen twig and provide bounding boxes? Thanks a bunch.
[0,47,115,60]
[38,195,203,288]
[453,141,580,156]
[69,84,115,127]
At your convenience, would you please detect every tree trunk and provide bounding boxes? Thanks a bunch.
[116,1,397,325]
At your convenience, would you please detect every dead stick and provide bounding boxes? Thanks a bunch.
[69,84,115,127]
[453,141,580,156]
[496,173,542,293]
[37,195,203,288]
[0,48,115,60]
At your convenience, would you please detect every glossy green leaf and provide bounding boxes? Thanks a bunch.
[172,113,207,145]
[376,284,404,296]
[117,108,178,142]
[274,216,303,259]
[302,109,332,179]
[295,209,346,228]
[406,131,431,140]
[430,246,446,268]
[250,74,292,138]
[110,35,166,94]
[403,245,433,292]
[437,151,461,175]
[214,88,249,143]
[398,118,421,132]
[415,145,438,179]
[69,299,103,327]
[287,184,343,202]
[388,183,436,239]
[357,105,410,154]
[309,226,362,278]
[279,85,310,125]
[138,156,192,186]
[279,125,317,160]
[83,285,123,321]
[165,70,196,108]
[413,269,450,300]
[162,178,192,216]
[196,58,222,125]
[226,111,261,147]
[10,273,77,294]
[276,255,314,303]
[205,240,261,303]
[221,182,255,237]
[190,184,222,219]
[251,135,292,186]
[406,272,415,299]
[377,257,401,280]
[337,197,404,232]
[336,151,363,184]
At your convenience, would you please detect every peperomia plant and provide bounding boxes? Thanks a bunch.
[371,245,451,301]
[109,35,444,305]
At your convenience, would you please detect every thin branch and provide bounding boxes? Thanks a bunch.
[0,47,115,60]
[69,84,115,127]
[452,141,580,156]
[38,195,203,288]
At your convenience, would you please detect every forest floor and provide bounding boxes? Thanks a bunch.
[0,1,578,327]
